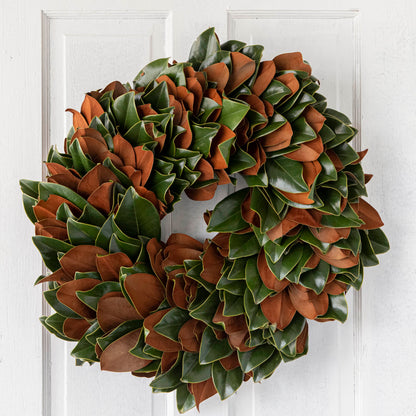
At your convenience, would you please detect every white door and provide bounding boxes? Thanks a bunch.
[1,1,413,415]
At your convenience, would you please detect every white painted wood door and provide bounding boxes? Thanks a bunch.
[1,0,414,415]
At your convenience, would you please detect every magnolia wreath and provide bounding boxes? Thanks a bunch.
[21,28,389,412]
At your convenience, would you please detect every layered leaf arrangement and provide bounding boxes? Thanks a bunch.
[20,28,389,412]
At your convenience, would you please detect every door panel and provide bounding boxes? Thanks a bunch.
[2,1,414,415]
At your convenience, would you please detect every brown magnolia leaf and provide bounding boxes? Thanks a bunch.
[56,278,100,319]
[273,52,312,75]
[178,319,205,352]
[35,218,68,240]
[60,245,107,277]
[86,182,114,214]
[260,121,293,151]
[77,164,119,198]
[188,378,217,410]
[166,233,204,250]
[225,51,256,93]
[100,329,151,372]
[33,194,81,221]
[310,226,351,244]
[66,108,88,130]
[203,62,229,93]
[252,60,276,96]
[313,246,359,268]
[260,291,296,330]
[124,273,165,318]
[96,252,133,282]
[296,322,309,354]
[81,94,104,124]
[257,249,290,292]
[113,134,135,167]
[146,238,167,283]
[201,243,224,284]
[63,317,90,340]
[209,125,236,170]
[351,198,384,230]
[97,292,141,332]
[288,285,329,319]
[143,309,181,352]
[220,351,240,370]
[303,106,326,134]
[161,351,179,372]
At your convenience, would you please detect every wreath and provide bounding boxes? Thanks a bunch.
[20,28,389,412]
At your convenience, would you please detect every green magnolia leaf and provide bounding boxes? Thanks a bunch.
[252,112,287,140]
[69,139,96,175]
[264,235,298,263]
[212,361,243,400]
[207,188,249,232]
[223,292,245,316]
[221,40,246,52]
[154,307,190,341]
[228,257,248,280]
[43,287,80,319]
[291,116,317,145]
[367,228,389,254]
[38,182,87,210]
[271,313,306,350]
[71,333,99,363]
[67,218,100,245]
[112,92,140,133]
[77,203,107,227]
[320,203,363,228]
[56,203,76,222]
[189,290,221,328]
[160,62,187,86]
[335,228,361,256]
[199,327,233,364]
[216,270,246,296]
[188,27,220,68]
[199,50,231,71]
[150,353,183,390]
[181,352,212,383]
[134,57,170,88]
[244,288,268,331]
[217,99,250,131]
[32,236,73,272]
[261,80,291,105]
[20,179,40,198]
[190,123,219,157]
[238,344,275,373]
[176,383,196,413]
[266,157,309,193]
[246,257,273,304]
[114,187,161,240]
[285,245,313,284]
[97,320,141,351]
[41,314,74,341]
[252,350,282,382]
[109,234,142,262]
[143,81,170,111]
[76,281,121,311]
[229,233,260,259]
[318,293,348,322]
[22,194,37,224]
[250,188,281,232]
[199,97,221,123]
[299,260,330,294]
[317,152,338,184]
[228,146,257,174]
[359,230,379,267]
